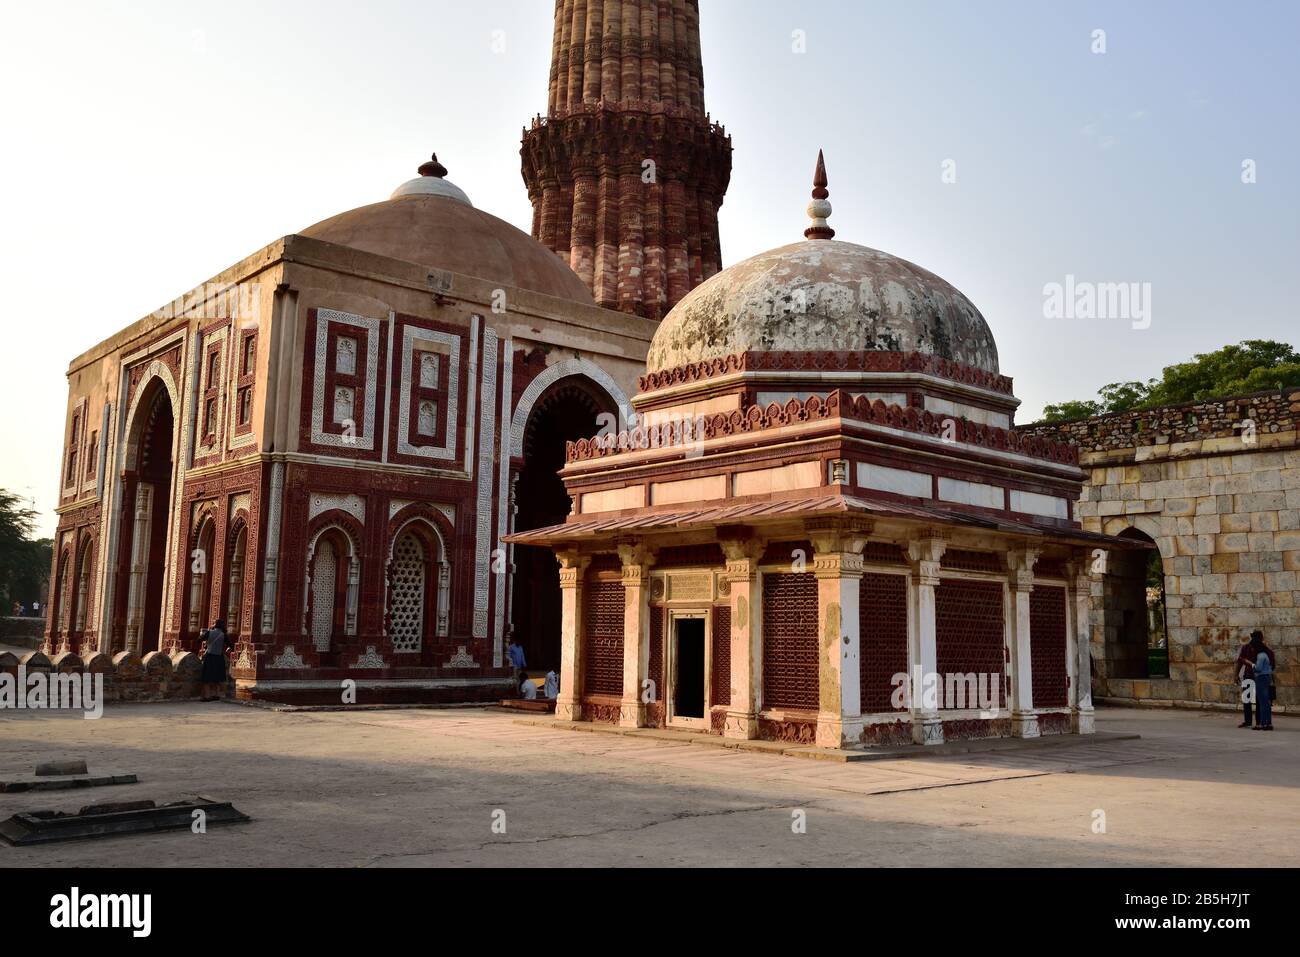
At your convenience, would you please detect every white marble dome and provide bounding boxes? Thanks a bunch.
[646,238,1000,375]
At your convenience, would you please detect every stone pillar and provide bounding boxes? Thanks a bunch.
[556,551,591,721]
[1007,548,1040,738]
[1068,557,1096,734]
[809,521,870,749]
[720,536,763,739]
[124,482,154,656]
[906,533,947,745]
[618,540,653,728]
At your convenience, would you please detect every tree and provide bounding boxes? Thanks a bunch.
[1038,340,1300,423]
[0,490,49,611]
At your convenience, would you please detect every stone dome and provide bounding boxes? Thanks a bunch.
[299,154,594,304]
[646,152,999,375]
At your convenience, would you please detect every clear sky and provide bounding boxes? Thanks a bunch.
[1,0,1296,537]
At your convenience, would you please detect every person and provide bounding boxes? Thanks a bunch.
[506,636,527,687]
[199,619,229,702]
[542,670,559,700]
[1250,631,1275,731]
[1235,636,1257,728]
[31,600,39,617]
[519,674,538,700]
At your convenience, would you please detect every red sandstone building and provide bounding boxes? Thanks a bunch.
[42,1,1144,734]
[42,2,732,702]
[509,157,1140,747]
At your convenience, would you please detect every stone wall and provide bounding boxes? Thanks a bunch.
[1021,388,1300,714]
[0,649,204,703]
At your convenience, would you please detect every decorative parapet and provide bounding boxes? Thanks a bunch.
[1019,388,1300,454]
[566,389,1077,467]
[638,349,1016,396]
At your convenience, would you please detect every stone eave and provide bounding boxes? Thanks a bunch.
[505,489,1142,553]
[633,367,1020,412]
[560,414,1084,488]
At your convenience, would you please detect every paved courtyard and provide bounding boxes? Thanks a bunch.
[1,704,1294,867]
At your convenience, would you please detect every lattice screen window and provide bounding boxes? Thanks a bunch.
[935,579,1005,696]
[762,572,819,711]
[310,540,337,651]
[388,532,426,653]
[1030,584,1069,707]
[860,573,908,713]
[711,605,731,707]
[583,579,625,696]
[648,605,664,704]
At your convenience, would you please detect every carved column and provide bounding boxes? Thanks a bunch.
[556,551,591,721]
[618,540,653,727]
[809,521,870,749]
[1007,547,1040,738]
[1067,557,1096,734]
[124,482,154,656]
[720,536,763,739]
[906,533,947,745]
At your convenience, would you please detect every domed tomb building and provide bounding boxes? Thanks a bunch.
[43,154,665,702]
[509,154,1145,747]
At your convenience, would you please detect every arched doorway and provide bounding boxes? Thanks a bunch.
[116,379,176,654]
[511,376,617,671]
[1101,528,1168,680]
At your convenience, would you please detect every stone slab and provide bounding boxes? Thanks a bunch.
[0,796,249,846]
[0,771,138,793]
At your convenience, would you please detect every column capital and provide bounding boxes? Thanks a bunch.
[1006,546,1040,593]
[906,533,947,585]
[719,534,763,579]
[616,538,655,574]
[812,551,865,579]
[807,517,873,557]
[557,550,591,585]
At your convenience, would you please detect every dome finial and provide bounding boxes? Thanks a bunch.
[804,149,835,240]
[418,153,449,178]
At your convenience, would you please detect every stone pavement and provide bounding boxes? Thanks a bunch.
[0,704,1294,867]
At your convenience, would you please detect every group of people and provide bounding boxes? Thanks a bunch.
[1236,630,1277,731]
[506,636,558,702]
[9,601,39,617]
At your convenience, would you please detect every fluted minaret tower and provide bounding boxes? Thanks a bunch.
[521,0,732,320]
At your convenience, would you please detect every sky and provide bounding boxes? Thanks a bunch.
[1,0,1296,537]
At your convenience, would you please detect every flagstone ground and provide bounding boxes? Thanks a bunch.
[1,704,1294,867]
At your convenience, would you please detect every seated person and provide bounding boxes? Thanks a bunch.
[520,675,538,701]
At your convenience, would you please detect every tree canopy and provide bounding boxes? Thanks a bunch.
[1039,340,1300,423]
[0,490,51,611]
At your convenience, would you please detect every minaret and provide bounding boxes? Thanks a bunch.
[521,0,732,320]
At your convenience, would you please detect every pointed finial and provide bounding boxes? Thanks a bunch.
[804,149,835,240]
[418,153,449,178]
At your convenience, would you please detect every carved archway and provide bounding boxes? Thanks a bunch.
[303,513,363,654]
[115,375,178,655]
[510,373,620,672]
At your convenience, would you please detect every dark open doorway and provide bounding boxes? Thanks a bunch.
[511,376,616,672]
[1101,528,1168,680]
[673,617,706,720]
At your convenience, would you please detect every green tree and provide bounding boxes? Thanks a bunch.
[1039,340,1300,423]
[0,490,49,611]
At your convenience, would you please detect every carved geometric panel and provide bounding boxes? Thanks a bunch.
[583,579,624,696]
[388,532,426,653]
[761,572,819,711]
[311,539,337,651]
[935,579,1006,693]
[1030,585,1069,707]
[711,604,731,708]
[860,572,908,713]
